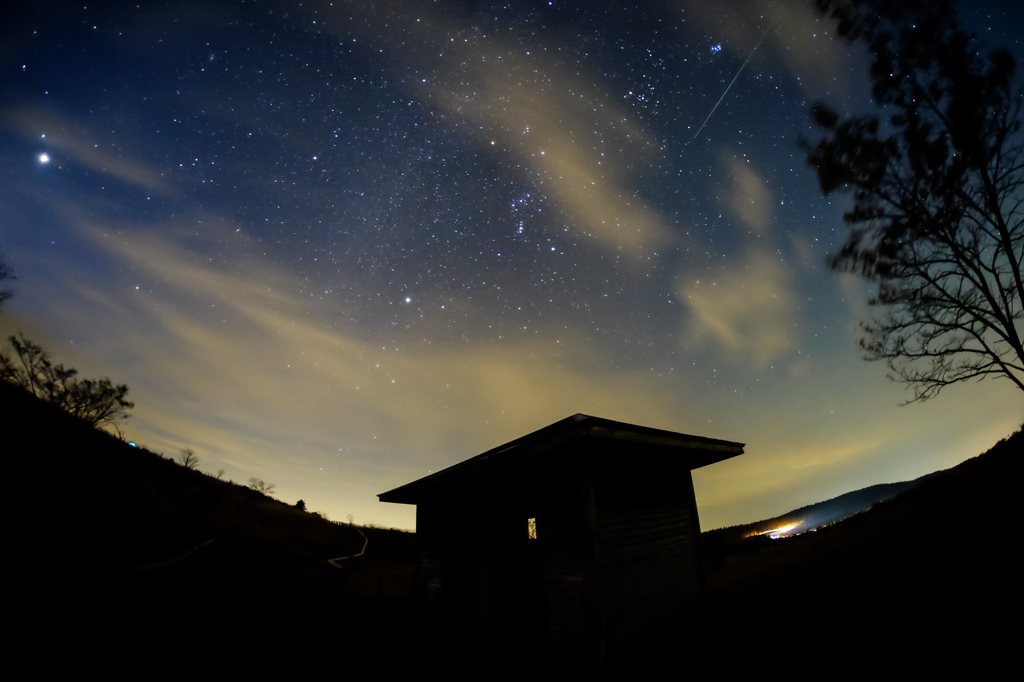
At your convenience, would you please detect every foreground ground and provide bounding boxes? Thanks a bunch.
[8,381,1018,676]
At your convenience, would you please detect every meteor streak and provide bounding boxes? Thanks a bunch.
[692,29,769,141]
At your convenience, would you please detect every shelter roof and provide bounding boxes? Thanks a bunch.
[378,414,744,505]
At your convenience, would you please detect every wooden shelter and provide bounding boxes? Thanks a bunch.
[378,414,745,659]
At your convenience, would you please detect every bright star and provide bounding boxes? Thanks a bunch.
[38,153,49,164]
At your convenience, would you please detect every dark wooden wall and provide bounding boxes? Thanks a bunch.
[411,438,709,659]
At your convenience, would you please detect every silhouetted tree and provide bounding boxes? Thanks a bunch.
[294,499,306,511]
[0,244,12,310]
[248,477,276,496]
[177,448,200,470]
[803,0,1024,401]
[0,333,134,427]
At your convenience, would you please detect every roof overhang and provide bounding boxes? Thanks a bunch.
[379,414,744,505]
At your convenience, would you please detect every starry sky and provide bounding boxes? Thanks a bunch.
[2,0,1021,530]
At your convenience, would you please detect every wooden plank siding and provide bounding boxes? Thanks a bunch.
[592,475,705,648]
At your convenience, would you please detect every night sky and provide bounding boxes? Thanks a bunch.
[2,0,1021,530]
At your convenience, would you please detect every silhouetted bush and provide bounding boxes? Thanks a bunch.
[0,333,133,428]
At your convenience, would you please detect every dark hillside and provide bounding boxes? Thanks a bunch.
[8,377,1018,675]
[689,425,1022,676]
[5,381,417,669]
[703,478,919,554]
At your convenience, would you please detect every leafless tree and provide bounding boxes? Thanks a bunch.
[0,244,12,310]
[803,0,1024,402]
[177,448,200,470]
[1,333,135,426]
[248,477,276,496]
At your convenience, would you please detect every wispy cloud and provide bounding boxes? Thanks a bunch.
[682,0,863,100]
[680,250,797,369]
[2,109,174,194]
[725,155,773,236]
[323,1,672,261]
[57,222,692,507]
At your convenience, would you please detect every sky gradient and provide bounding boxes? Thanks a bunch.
[2,0,1021,530]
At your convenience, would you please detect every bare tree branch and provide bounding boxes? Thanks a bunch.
[0,334,135,427]
[802,0,1024,403]
[0,244,13,310]
[177,448,200,470]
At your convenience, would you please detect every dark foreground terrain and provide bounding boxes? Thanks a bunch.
[7,380,1019,676]
[694,423,1020,677]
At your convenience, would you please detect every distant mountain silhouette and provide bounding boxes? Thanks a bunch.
[708,479,921,544]
[689,422,1021,678]
[705,423,1019,552]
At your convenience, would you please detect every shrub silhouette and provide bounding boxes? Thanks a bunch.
[0,333,133,429]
